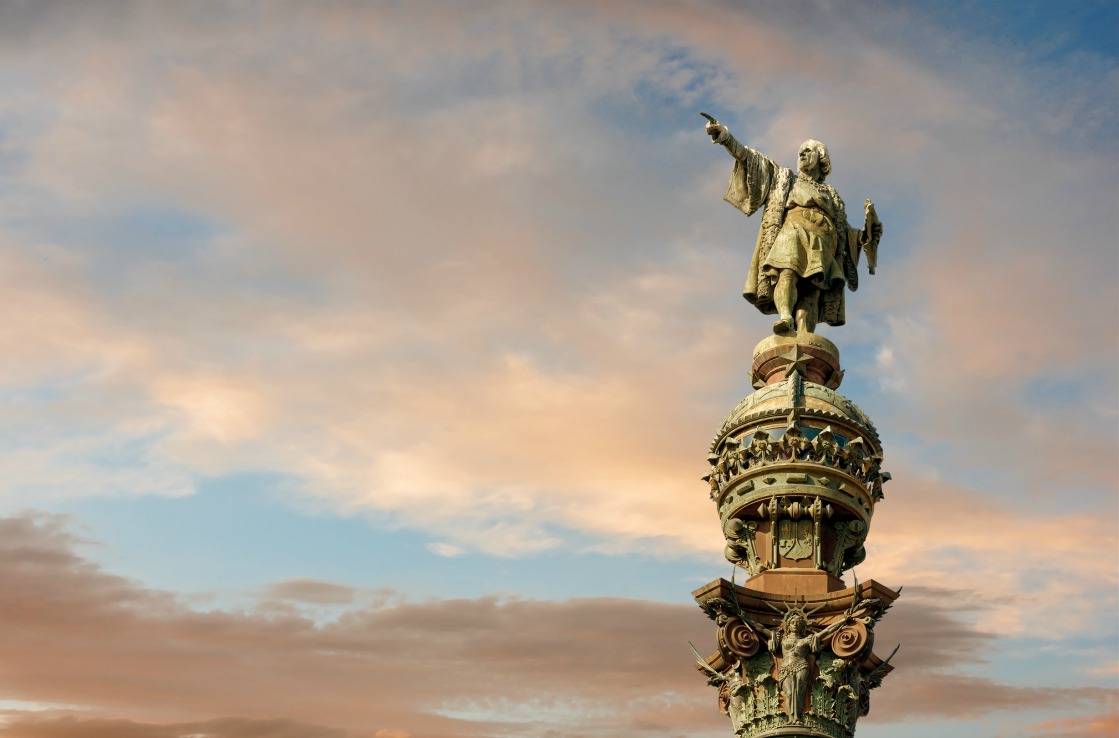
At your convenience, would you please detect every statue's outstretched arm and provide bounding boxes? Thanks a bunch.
[702,112,750,161]
[819,620,844,638]
[816,616,851,642]
[738,613,774,640]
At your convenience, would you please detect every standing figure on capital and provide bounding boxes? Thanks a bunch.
[742,607,852,724]
[703,113,883,334]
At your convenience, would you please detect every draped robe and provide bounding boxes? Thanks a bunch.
[721,135,866,327]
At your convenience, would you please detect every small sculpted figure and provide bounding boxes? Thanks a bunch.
[728,663,753,732]
[709,659,750,731]
[844,662,869,729]
[723,438,741,475]
[783,425,811,460]
[744,609,852,724]
[842,437,867,471]
[818,655,848,691]
[729,438,747,471]
[813,427,842,465]
[871,470,890,502]
[859,452,882,485]
[704,452,724,499]
[704,114,882,334]
[703,473,720,500]
[748,430,774,465]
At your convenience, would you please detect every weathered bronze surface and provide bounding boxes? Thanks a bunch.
[692,116,897,738]
[703,113,882,335]
[694,335,898,737]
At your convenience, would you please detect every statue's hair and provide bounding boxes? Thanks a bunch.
[800,139,831,181]
[768,597,827,631]
[782,605,809,631]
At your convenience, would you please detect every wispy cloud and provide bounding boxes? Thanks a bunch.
[0,2,1113,733]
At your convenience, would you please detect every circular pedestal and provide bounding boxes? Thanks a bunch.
[752,332,842,389]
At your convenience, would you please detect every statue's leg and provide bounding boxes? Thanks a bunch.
[795,282,820,333]
[781,672,797,720]
[790,669,805,723]
[773,269,797,334]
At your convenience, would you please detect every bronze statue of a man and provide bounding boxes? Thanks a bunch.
[704,115,882,334]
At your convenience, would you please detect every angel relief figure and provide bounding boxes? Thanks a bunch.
[740,606,853,724]
[692,655,752,732]
[703,113,882,334]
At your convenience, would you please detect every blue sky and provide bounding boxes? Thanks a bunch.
[0,2,1114,737]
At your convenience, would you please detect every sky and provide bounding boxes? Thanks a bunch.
[0,1,1115,737]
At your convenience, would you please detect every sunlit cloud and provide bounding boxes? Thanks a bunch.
[0,2,1113,735]
[0,514,1110,737]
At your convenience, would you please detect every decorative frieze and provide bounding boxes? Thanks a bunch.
[692,331,898,736]
[704,424,890,516]
[693,580,898,738]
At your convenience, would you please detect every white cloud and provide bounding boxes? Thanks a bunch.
[0,0,1112,613]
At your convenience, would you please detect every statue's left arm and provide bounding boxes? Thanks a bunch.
[739,613,774,641]
[814,616,852,649]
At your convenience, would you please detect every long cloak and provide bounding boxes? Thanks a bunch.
[721,137,863,326]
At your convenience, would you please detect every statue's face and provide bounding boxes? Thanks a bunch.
[797,143,819,177]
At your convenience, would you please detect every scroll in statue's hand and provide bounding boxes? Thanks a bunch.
[862,200,882,275]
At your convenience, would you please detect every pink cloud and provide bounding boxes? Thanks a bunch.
[0,2,1111,701]
[1022,711,1119,738]
[0,10,1109,738]
[0,514,1109,736]
[859,472,1117,636]
[0,717,369,738]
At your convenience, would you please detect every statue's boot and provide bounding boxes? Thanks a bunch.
[772,270,798,335]
[772,316,795,334]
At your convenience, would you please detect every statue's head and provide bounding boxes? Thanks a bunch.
[788,613,807,636]
[798,139,831,181]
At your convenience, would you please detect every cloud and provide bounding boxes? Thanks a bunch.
[0,513,721,735]
[0,513,1112,736]
[868,675,1113,724]
[867,587,996,670]
[0,7,1113,734]
[1021,712,1119,738]
[0,2,1109,649]
[862,588,1117,725]
[0,717,367,738]
[858,475,1118,637]
[0,0,1111,541]
[258,578,359,606]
